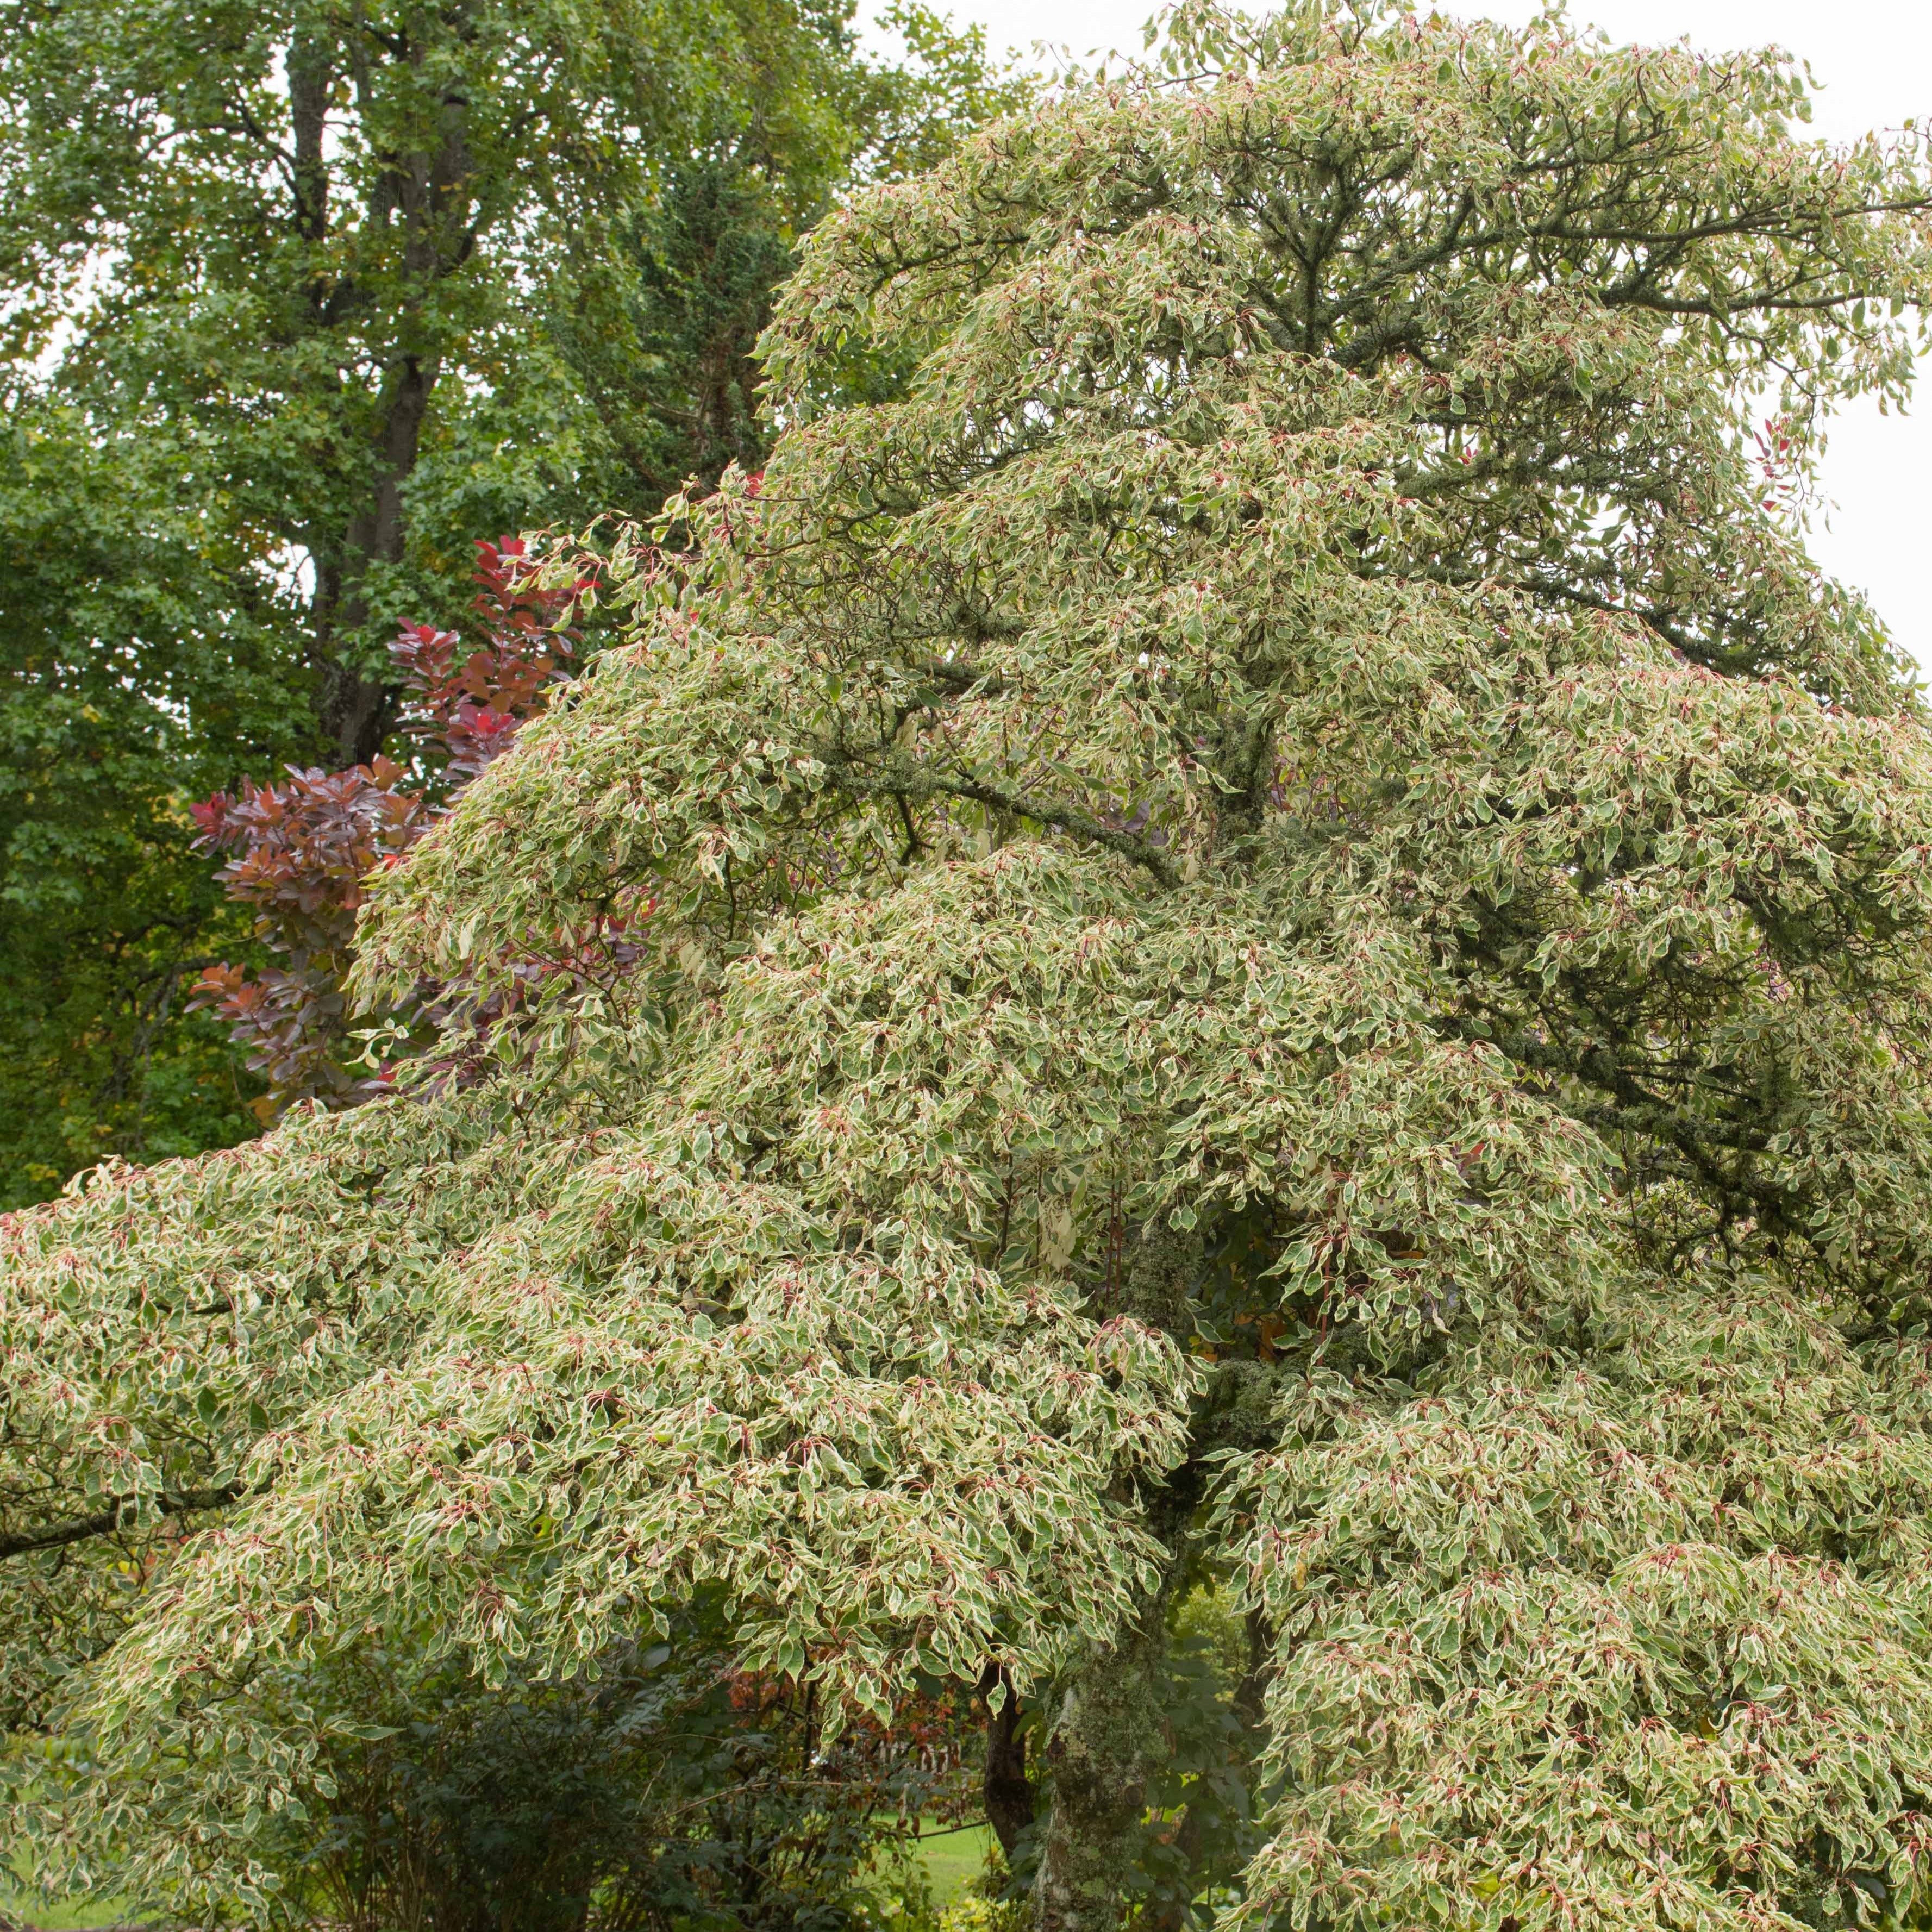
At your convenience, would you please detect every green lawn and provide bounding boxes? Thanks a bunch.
[0,1890,127,1931]
[916,1821,994,1906]
[2,1848,127,1931]
[1,1830,993,1929]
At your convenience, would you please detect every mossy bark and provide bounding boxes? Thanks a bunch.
[1034,1223,1201,1932]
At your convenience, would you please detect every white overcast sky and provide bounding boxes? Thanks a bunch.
[862,0,1932,672]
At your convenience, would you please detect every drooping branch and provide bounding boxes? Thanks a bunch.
[1454,1017,1815,1236]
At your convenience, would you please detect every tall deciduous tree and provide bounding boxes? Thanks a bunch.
[0,0,1022,1204]
[0,392,288,1200]
[11,4,1932,1929]
[2,0,816,757]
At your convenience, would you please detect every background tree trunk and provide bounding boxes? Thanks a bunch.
[304,66,471,770]
[314,352,442,764]
[981,1665,1035,1860]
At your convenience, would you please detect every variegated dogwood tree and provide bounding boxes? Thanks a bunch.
[10,3,1932,1927]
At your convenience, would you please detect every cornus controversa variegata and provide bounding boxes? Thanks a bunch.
[11,6,1932,1929]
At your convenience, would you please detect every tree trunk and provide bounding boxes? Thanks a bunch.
[1031,1531,1187,1932]
[981,1664,1035,1861]
[288,33,330,248]
[302,64,473,770]
[311,350,440,765]
[1030,1221,1217,1932]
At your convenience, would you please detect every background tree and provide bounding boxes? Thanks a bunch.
[190,536,598,1116]
[0,0,1023,1206]
[12,6,1932,1932]
[0,389,299,1199]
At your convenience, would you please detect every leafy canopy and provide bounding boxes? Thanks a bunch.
[11,3,1932,1928]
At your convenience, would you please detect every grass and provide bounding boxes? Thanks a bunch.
[916,1821,995,1907]
[2,1850,128,1932]
[0,1826,995,1929]
[0,1890,128,1931]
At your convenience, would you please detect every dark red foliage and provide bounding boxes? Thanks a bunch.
[392,536,594,786]
[190,758,433,946]
[190,538,601,1118]
[190,760,436,1114]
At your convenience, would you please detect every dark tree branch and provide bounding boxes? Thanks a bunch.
[0,1481,257,1562]
[826,751,1183,886]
